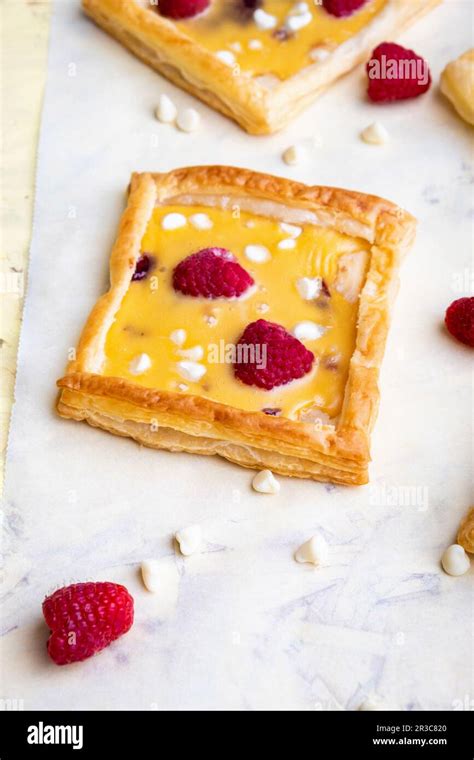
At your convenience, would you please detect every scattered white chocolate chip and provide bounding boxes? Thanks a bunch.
[295,534,329,566]
[296,276,322,301]
[178,345,204,361]
[310,46,331,62]
[282,144,306,166]
[252,469,280,495]
[441,544,471,576]
[141,559,161,593]
[176,107,201,133]
[248,38,263,51]
[256,302,269,314]
[170,328,187,346]
[360,121,390,146]
[278,238,296,250]
[229,41,242,53]
[244,219,256,228]
[162,212,187,230]
[176,360,207,383]
[358,695,393,712]
[189,213,213,230]
[292,1,310,13]
[177,383,189,392]
[215,50,236,66]
[175,524,202,556]
[293,321,325,341]
[128,353,152,375]
[244,244,271,263]
[253,8,277,30]
[285,10,312,32]
[280,222,302,238]
[155,93,177,124]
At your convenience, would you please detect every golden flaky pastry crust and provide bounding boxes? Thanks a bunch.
[57,166,416,485]
[457,507,474,554]
[82,0,442,134]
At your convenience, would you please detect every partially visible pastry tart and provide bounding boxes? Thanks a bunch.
[57,166,416,485]
[440,49,474,126]
[82,0,442,134]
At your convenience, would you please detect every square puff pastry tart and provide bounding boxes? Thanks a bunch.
[82,0,441,134]
[57,166,416,485]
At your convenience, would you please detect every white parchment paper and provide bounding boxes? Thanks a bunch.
[2,0,473,710]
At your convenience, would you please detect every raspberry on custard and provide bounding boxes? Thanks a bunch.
[43,582,134,665]
[157,0,210,20]
[367,42,432,103]
[173,247,254,299]
[234,319,314,390]
[322,0,368,17]
[445,297,474,347]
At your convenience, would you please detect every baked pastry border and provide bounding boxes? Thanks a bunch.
[57,166,416,485]
[82,0,442,134]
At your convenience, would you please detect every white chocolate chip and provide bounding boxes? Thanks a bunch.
[359,695,393,711]
[296,276,322,300]
[215,50,236,66]
[282,144,306,166]
[295,534,329,566]
[177,383,189,392]
[175,524,202,556]
[128,353,152,375]
[176,107,201,133]
[280,222,302,238]
[244,244,271,263]
[252,469,280,495]
[244,219,256,228]
[278,238,296,250]
[292,2,310,12]
[229,41,242,53]
[141,559,161,593]
[162,212,187,230]
[189,213,213,230]
[248,38,263,51]
[178,345,204,361]
[256,302,269,314]
[293,321,326,341]
[155,93,177,124]
[176,360,206,383]
[361,121,390,145]
[441,544,471,576]
[253,8,277,30]
[170,328,187,346]
[285,11,312,32]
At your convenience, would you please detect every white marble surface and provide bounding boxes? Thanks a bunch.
[2,0,473,711]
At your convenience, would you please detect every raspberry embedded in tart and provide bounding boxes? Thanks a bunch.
[157,0,210,20]
[234,318,315,390]
[322,0,368,18]
[173,247,255,299]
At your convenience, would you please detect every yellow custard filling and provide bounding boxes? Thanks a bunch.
[171,0,387,80]
[103,204,370,421]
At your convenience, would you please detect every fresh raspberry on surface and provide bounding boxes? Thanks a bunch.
[445,297,474,347]
[43,582,134,665]
[367,42,432,103]
[322,0,368,17]
[157,0,210,19]
[173,248,254,299]
[234,319,314,390]
[132,254,153,281]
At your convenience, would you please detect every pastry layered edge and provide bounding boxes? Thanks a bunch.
[81,0,443,134]
[56,166,417,485]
